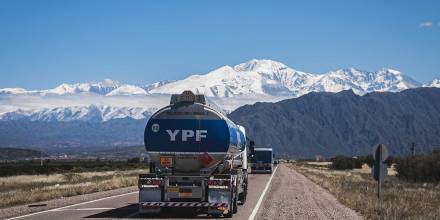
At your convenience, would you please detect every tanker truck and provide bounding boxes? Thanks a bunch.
[138,91,249,218]
[250,148,274,174]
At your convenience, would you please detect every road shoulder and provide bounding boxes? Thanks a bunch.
[256,164,362,220]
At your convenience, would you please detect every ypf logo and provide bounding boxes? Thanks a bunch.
[151,123,160,133]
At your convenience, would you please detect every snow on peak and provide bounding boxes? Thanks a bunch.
[106,85,147,96]
[100,78,121,87]
[424,79,440,88]
[0,88,29,94]
[0,105,154,122]
[150,59,315,97]
[234,59,288,73]
[0,59,426,122]
[380,68,402,75]
[41,79,123,95]
[46,83,86,95]
[149,59,419,98]
[142,80,175,92]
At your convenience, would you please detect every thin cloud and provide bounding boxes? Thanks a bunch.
[419,21,433,28]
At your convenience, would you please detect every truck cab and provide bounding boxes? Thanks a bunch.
[250,148,273,174]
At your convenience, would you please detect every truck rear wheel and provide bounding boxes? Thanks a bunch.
[224,211,233,218]
[239,174,248,205]
[232,198,238,214]
[224,197,236,218]
[238,187,247,204]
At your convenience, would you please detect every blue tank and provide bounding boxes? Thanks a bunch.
[144,91,246,173]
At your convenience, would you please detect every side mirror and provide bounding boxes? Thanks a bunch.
[249,141,255,155]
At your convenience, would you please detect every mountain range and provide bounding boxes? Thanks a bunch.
[229,87,440,158]
[0,59,438,122]
[2,88,439,157]
[1,59,440,156]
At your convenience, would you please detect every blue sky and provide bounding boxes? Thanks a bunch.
[0,0,439,89]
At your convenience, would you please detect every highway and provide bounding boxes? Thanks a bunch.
[6,165,362,220]
[7,167,278,220]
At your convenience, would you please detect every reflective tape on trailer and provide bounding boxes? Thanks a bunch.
[140,202,228,208]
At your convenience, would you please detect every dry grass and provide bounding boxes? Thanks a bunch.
[0,169,146,208]
[291,162,440,220]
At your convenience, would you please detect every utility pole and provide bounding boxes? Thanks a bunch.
[40,148,43,167]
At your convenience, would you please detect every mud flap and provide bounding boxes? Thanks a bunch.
[207,189,231,215]
[139,188,162,214]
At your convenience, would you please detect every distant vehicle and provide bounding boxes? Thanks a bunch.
[251,148,274,174]
[138,91,250,218]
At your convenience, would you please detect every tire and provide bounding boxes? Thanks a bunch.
[224,210,233,218]
[238,192,246,205]
[239,170,248,205]
[210,213,222,218]
[232,198,238,214]
[224,196,236,218]
[238,185,247,205]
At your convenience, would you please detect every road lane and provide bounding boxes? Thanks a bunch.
[8,172,274,220]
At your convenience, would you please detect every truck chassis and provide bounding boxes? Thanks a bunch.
[138,171,247,218]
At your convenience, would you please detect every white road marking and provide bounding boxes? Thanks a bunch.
[248,165,279,220]
[7,168,279,220]
[6,191,138,220]
[124,211,139,218]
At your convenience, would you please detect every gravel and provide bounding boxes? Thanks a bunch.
[256,164,362,220]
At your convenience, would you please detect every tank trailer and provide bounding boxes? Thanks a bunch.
[138,91,250,218]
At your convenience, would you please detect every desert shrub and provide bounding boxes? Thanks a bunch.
[358,154,393,168]
[127,157,141,163]
[384,155,394,167]
[62,173,82,182]
[358,154,374,167]
[0,160,145,177]
[395,150,440,182]
[330,156,362,170]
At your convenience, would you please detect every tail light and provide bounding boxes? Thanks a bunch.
[207,179,230,188]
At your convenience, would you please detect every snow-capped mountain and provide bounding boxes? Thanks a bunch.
[150,59,421,97]
[0,88,30,95]
[0,105,154,122]
[42,79,123,95]
[150,60,313,97]
[0,79,174,96]
[0,79,123,95]
[106,85,148,96]
[141,80,175,92]
[0,59,433,122]
[424,79,440,88]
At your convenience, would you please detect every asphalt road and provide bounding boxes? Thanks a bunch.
[7,168,276,220]
[6,165,362,220]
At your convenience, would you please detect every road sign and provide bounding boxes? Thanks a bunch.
[371,144,389,200]
[372,163,388,182]
[372,144,388,162]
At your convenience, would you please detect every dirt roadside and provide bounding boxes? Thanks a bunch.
[256,164,362,220]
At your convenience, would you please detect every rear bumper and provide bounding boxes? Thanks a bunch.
[140,202,228,208]
[251,166,273,173]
